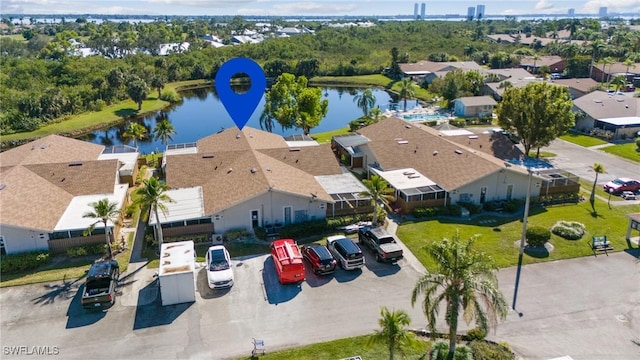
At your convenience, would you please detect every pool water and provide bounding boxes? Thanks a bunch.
[402,112,449,121]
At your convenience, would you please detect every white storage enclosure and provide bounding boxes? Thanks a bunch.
[159,240,196,306]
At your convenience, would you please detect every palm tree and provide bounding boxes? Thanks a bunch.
[133,177,173,252]
[83,198,121,259]
[399,78,415,112]
[588,40,605,79]
[611,75,627,92]
[591,163,605,214]
[623,57,636,78]
[123,122,148,148]
[360,175,394,225]
[601,57,615,83]
[153,118,176,146]
[564,19,579,43]
[353,89,376,117]
[531,53,540,74]
[411,234,508,360]
[369,107,384,124]
[367,306,419,360]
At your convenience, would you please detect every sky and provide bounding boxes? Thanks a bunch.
[1,0,639,17]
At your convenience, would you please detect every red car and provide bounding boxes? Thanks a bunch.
[301,244,337,275]
[603,178,640,194]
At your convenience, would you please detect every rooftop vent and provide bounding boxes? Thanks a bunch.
[202,154,214,159]
[40,144,47,149]
[397,140,409,144]
[402,171,415,175]
[593,99,602,103]
[455,149,463,154]
[433,151,438,156]
[69,162,83,167]
[468,135,478,139]
[405,124,412,129]
[250,167,257,174]
[236,134,241,139]
[266,167,271,172]
[289,148,301,152]
[227,168,233,174]
[0,184,5,190]
[408,175,420,179]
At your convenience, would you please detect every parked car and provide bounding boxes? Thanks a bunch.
[603,178,640,194]
[270,239,306,284]
[621,191,637,200]
[326,235,365,270]
[81,259,119,310]
[205,245,234,289]
[301,244,337,275]
[358,226,404,263]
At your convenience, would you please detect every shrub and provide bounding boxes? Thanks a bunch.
[424,120,438,126]
[430,341,473,360]
[0,251,51,273]
[526,226,551,247]
[449,119,467,127]
[253,227,267,241]
[159,90,181,103]
[458,201,483,214]
[413,207,439,218]
[636,137,640,149]
[225,228,250,241]
[442,204,462,216]
[551,221,586,240]
[469,341,515,360]
[466,327,487,341]
[503,199,523,213]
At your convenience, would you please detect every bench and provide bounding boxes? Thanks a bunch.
[592,236,613,253]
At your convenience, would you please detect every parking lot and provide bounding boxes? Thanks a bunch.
[0,246,429,360]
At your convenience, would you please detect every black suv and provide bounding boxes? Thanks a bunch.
[301,244,337,275]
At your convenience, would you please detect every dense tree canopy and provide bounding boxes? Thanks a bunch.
[496,82,575,156]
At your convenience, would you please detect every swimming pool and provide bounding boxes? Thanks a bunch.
[402,112,450,121]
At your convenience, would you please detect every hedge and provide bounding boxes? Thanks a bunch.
[0,251,51,274]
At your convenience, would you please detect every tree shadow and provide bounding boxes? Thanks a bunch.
[115,108,138,118]
[32,274,86,306]
[524,244,550,258]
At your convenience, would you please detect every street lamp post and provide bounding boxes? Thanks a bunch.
[512,168,533,312]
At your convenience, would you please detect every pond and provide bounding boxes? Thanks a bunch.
[80,86,396,154]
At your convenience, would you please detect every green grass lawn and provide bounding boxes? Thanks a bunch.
[600,142,640,163]
[235,334,431,360]
[397,198,640,270]
[559,133,608,147]
[1,80,210,143]
[311,74,435,102]
[311,127,350,143]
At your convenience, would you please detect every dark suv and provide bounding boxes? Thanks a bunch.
[81,260,119,310]
[301,244,337,275]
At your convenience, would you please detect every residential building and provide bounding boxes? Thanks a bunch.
[519,55,565,74]
[549,78,599,99]
[591,61,640,83]
[0,135,138,255]
[332,117,578,214]
[158,127,370,239]
[453,96,497,117]
[399,60,482,83]
[572,91,640,139]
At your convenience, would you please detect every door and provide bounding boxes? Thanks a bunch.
[251,210,259,228]
[283,207,292,225]
[480,187,487,204]
[506,184,513,201]
[0,236,5,256]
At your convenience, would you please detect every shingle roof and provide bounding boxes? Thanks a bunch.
[357,117,505,190]
[593,62,639,75]
[399,60,481,74]
[456,96,497,107]
[519,55,563,67]
[550,78,599,94]
[445,132,524,161]
[0,136,123,232]
[165,127,339,214]
[573,91,640,120]
[0,134,104,167]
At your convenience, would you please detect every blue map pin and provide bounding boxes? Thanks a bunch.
[215,57,266,130]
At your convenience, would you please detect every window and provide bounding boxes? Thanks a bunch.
[506,184,513,200]
[0,235,5,256]
[480,187,487,204]
[284,206,292,225]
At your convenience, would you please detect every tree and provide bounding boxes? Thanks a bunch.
[153,118,176,146]
[611,75,627,92]
[150,76,165,98]
[623,57,637,77]
[496,82,575,156]
[399,78,415,112]
[264,59,291,79]
[565,19,580,43]
[133,177,173,252]
[261,73,328,135]
[353,89,376,117]
[360,175,394,225]
[126,78,149,110]
[83,198,120,259]
[411,234,508,360]
[389,47,402,80]
[588,39,605,79]
[123,122,148,148]
[600,57,615,83]
[367,307,419,360]
[591,163,605,214]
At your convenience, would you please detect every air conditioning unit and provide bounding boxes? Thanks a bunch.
[319,203,326,209]
[214,215,223,220]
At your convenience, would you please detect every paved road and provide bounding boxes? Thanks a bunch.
[495,249,640,360]
[538,139,639,186]
[0,246,429,360]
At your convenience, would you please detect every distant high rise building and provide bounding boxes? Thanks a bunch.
[568,8,575,16]
[598,7,607,17]
[414,3,419,19]
[476,4,485,20]
[467,6,476,20]
[420,3,426,19]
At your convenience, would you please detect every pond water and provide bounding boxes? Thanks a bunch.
[80,86,395,154]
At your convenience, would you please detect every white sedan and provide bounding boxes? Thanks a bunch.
[621,191,637,200]
[205,245,234,289]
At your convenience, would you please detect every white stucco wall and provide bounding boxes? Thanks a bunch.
[0,225,50,255]
[453,170,537,204]
[211,191,328,233]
